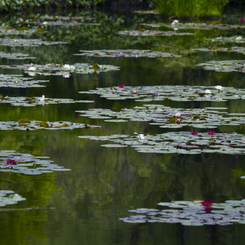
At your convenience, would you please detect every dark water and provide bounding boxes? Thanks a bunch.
[0,4,245,245]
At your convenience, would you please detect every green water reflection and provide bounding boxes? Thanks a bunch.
[0,5,245,245]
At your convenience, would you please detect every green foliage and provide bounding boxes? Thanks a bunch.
[0,0,105,12]
[151,0,228,17]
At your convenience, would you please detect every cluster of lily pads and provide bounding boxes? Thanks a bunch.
[0,119,100,131]
[0,51,35,60]
[144,22,245,30]
[77,104,245,129]
[0,74,48,88]
[197,60,245,73]
[120,199,245,226]
[0,95,93,106]
[117,30,194,36]
[0,190,26,207]
[0,63,120,76]
[74,49,181,58]
[79,85,245,102]
[79,131,245,155]
[0,150,71,175]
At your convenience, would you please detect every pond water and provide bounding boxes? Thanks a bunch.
[1,4,245,245]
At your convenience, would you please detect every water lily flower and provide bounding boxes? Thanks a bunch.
[138,134,145,140]
[28,66,37,71]
[205,89,212,94]
[191,131,198,135]
[240,18,245,22]
[118,84,125,88]
[171,20,179,25]
[236,36,242,41]
[5,159,17,165]
[201,200,213,211]
[63,64,75,71]
[40,95,45,101]
[215,85,223,91]
[175,112,181,118]
[63,73,70,78]
[207,130,215,135]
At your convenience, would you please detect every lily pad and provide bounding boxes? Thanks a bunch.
[0,74,48,88]
[0,95,94,107]
[0,190,26,207]
[0,120,100,131]
[118,30,194,36]
[0,27,45,36]
[78,131,245,155]
[207,36,245,43]
[0,38,67,47]
[0,151,71,175]
[120,199,245,226]
[76,104,245,129]
[194,46,245,55]
[79,85,245,102]
[197,60,245,73]
[74,49,181,58]
[0,63,120,76]
[0,51,36,60]
[145,22,245,30]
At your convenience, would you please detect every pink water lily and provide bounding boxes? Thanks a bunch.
[240,18,245,22]
[175,112,181,118]
[191,131,198,135]
[201,200,213,207]
[207,130,215,135]
[5,159,17,165]
[118,84,125,88]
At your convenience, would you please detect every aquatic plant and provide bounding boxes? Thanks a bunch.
[120,199,245,226]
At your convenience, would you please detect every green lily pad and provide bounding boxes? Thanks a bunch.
[197,60,245,73]
[120,199,245,226]
[78,131,245,155]
[79,85,245,102]
[0,38,67,47]
[0,190,26,207]
[207,36,245,43]
[118,30,194,36]
[145,22,245,30]
[194,46,245,55]
[0,74,48,88]
[0,63,120,76]
[0,51,36,60]
[74,49,181,58]
[0,95,94,107]
[0,150,71,175]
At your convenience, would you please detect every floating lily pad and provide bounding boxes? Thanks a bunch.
[74,49,181,58]
[0,190,26,207]
[145,22,245,30]
[197,60,245,73]
[194,46,245,55]
[207,36,245,43]
[0,51,36,60]
[0,63,120,76]
[0,150,70,175]
[79,85,245,102]
[76,104,245,129]
[0,74,48,88]
[120,199,245,226]
[33,21,100,27]
[0,95,93,107]
[79,131,245,155]
[0,38,67,47]
[118,30,194,36]
[0,27,45,36]
[0,120,100,131]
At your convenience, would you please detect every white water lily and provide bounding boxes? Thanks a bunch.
[40,95,45,101]
[138,134,145,140]
[215,85,223,91]
[28,66,37,71]
[63,73,71,78]
[175,112,182,118]
[171,20,179,25]
[63,64,75,71]
[205,89,212,94]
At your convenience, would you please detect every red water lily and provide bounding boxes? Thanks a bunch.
[207,130,215,135]
[201,200,213,211]
[191,131,198,135]
[5,159,17,165]
[240,18,245,22]
[118,84,125,88]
